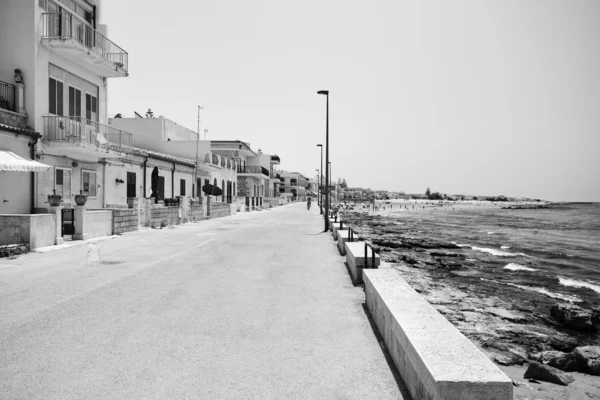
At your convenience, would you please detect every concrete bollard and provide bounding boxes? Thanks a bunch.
[73,206,89,240]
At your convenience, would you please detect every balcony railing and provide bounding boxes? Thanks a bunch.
[0,80,15,112]
[42,13,128,73]
[43,116,132,152]
[237,166,270,177]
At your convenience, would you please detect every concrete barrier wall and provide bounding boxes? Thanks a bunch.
[344,241,380,284]
[0,214,56,248]
[363,269,512,400]
[85,210,113,238]
[112,209,139,235]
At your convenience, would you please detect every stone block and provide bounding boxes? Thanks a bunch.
[345,241,380,284]
[363,269,513,400]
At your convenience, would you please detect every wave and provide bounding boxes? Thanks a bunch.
[487,232,495,235]
[501,245,511,249]
[471,246,530,257]
[504,263,537,272]
[558,276,600,294]
[481,278,581,302]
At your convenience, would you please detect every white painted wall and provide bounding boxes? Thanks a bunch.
[0,132,34,214]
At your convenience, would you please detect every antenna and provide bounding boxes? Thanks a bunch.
[204,129,208,140]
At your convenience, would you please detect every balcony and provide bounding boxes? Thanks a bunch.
[0,80,15,112]
[271,155,280,165]
[237,165,270,178]
[43,116,132,162]
[41,13,128,78]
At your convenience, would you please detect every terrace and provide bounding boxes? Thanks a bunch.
[41,12,128,77]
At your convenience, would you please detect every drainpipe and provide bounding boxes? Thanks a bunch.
[172,162,176,198]
[102,161,107,208]
[143,156,147,198]
[29,136,39,214]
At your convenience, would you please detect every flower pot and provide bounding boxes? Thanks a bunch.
[74,190,88,206]
[47,189,62,207]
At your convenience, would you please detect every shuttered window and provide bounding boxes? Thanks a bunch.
[82,170,97,197]
[49,78,63,116]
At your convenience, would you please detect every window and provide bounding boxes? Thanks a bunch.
[49,78,63,116]
[82,170,97,197]
[56,168,63,185]
[68,86,81,117]
[127,172,136,198]
[180,179,186,196]
[85,93,97,122]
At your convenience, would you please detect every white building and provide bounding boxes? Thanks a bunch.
[0,0,132,211]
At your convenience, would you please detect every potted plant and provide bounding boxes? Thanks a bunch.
[74,190,88,206]
[47,189,62,206]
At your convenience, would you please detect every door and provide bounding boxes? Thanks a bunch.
[158,176,165,200]
[127,172,136,198]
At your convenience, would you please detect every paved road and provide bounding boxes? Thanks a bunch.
[0,203,408,399]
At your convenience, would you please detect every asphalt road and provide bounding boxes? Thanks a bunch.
[0,203,408,399]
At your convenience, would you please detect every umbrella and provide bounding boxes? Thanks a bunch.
[202,183,223,196]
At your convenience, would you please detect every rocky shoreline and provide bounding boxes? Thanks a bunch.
[339,209,600,395]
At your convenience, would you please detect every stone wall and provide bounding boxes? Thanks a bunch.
[0,109,27,129]
[112,209,139,234]
[208,202,231,219]
[150,206,181,228]
[188,204,206,222]
[237,176,250,196]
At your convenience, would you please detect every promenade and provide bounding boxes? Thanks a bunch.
[0,203,408,399]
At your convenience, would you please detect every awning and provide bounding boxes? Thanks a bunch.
[0,150,52,172]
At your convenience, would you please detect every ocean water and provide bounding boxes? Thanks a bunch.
[385,202,600,306]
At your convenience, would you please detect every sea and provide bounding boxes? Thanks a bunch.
[383,201,600,306]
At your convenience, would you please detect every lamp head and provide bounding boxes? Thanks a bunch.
[317,90,329,95]
[316,144,322,147]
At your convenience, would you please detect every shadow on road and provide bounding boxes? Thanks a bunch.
[361,303,413,400]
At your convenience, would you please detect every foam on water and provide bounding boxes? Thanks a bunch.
[504,263,537,272]
[501,245,511,249]
[471,246,530,257]
[481,278,581,302]
[558,276,600,294]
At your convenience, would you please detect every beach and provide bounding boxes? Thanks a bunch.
[339,199,600,399]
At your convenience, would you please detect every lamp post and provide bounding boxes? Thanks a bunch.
[315,169,319,210]
[317,90,329,231]
[316,144,323,214]
[329,161,332,202]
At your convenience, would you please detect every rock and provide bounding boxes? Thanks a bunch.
[529,350,578,372]
[573,346,600,376]
[550,303,597,332]
[430,251,462,257]
[523,362,575,386]
[487,307,527,323]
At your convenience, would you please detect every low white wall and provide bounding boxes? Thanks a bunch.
[84,210,113,238]
[363,269,512,400]
[344,241,380,284]
[0,214,56,248]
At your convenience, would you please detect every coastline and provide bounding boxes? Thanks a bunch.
[338,200,600,400]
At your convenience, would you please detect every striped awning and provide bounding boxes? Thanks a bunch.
[0,150,52,172]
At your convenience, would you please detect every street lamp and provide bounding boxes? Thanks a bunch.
[317,90,329,231]
[315,168,320,210]
[316,144,323,214]
[329,161,332,202]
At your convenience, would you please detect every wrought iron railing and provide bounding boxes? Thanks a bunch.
[237,166,270,177]
[0,80,15,112]
[43,116,132,152]
[42,13,128,73]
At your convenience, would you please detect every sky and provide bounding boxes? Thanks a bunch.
[103,0,600,202]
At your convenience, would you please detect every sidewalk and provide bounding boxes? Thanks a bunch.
[0,202,408,399]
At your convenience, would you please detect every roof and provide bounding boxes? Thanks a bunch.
[0,123,41,138]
